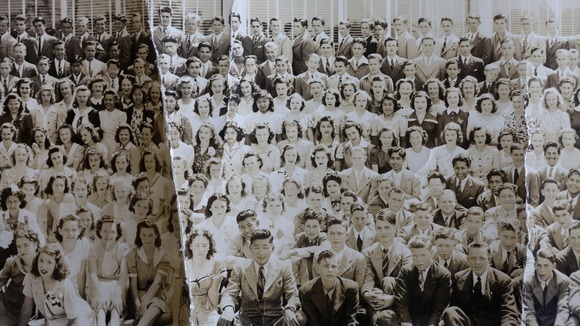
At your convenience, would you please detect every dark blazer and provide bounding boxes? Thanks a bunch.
[292,33,317,76]
[311,246,365,286]
[233,31,253,57]
[477,81,497,96]
[505,165,539,207]
[445,175,486,209]
[433,209,465,230]
[207,33,230,63]
[523,269,571,326]
[489,32,522,63]
[557,190,580,220]
[364,35,378,57]
[125,107,155,126]
[48,59,70,79]
[114,29,132,70]
[435,110,469,147]
[538,165,569,192]
[489,240,526,277]
[380,55,407,84]
[434,251,469,276]
[556,246,580,277]
[250,33,269,64]
[532,202,557,228]
[65,108,100,128]
[448,267,519,326]
[458,56,485,82]
[336,35,354,59]
[131,30,156,64]
[470,32,492,64]
[299,277,359,326]
[10,61,38,78]
[0,112,34,144]
[361,241,413,294]
[545,36,570,70]
[394,263,452,326]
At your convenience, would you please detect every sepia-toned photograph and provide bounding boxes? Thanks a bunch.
[1,0,580,325]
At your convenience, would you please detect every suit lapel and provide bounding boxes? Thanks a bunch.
[339,249,353,276]
[387,243,402,276]
[245,263,259,297]
[264,261,279,292]
[371,246,384,279]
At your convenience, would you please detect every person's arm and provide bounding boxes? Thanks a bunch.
[498,275,520,326]
[393,269,412,323]
[18,296,35,326]
[428,269,452,326]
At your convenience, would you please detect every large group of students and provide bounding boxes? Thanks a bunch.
[2,2,580,326]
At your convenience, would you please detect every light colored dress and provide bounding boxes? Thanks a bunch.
[186,258,226,326]
[98,109,127,155]
[88,241,128,312]
[421,145,468,178]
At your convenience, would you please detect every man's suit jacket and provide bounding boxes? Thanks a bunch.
[299,277,359,326]
[476,191,498,212]
[31,74,59,95]
[10,61,38,79]
[114,29,132,70]
[271,33,293,64]
[345,227,375,252]
[223,233,252,270]
[81,59,107,79]
[220,258,300,320]
[361,241,413,294]
[397,31,418,60]
[326,73,359,91]
[250,33,269,64]
[557,190,580,220]
[449,268,519,326]
[363,35,378,57]
[519,32,546,59]
[346,58,370,80]
[311,246,365,285]
[206,33,229,63]
[477,81,497,96]
[359,73,394,95]
[489,32,522,63]
[131,30,156,63]
[339,167,380,203]
[233,31,253,57]
[0,32,16,59]
[458,56,485,82]
[567,270,580,320]
[394,263,452,326]
[292,33,317,76]
[93,32,113,61]
[483,205,527,240]
[26,34,58,63]
[489,240,526,276]
[433,209,465,230]
[62,35,83,63]
[293,71,328,101]
[547,222,571,252]
[434,251,469,276]
[264,72,295,96]
[445,175,485,209]
[469,32,492,64]
[414,55,446,85]
[180,32,204,59]
[556,246,580,276]
[532,202,558,228]
[152,25,185,55]
[495,59,520,80]
[380,55,407,84]
[383,169,421,199]
[336,35,354,59]
[539,165,569,192]
[546,69,580,90]
[48,59,70,79]
[398,223,443,244]
[505,165,540,206]
[523,269,571,326]
[0,75,19,94]
[439,34,460,60]
[66,73,90,87]
[545,36,570,70]
[256,60,275,89]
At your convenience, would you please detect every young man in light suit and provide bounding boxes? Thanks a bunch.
[152,6,184,56]
[336,20,354,59]
[345,203,375,252]
[397,203,443,245]
[414,37,446,87]
[383,147,421,199]
[438,17,460,60]
[298,250,360,326]
[339,146,379,203]
[218,229,300,326]
[392,16,418,60]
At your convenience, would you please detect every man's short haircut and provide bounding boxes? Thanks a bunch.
[408,235,432,250]
[250,228,273,244]
[236,209,257,224]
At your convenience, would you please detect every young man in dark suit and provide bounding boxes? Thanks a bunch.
[557,169,580,219]
[441,241,519,326]
[433,227,469,275]
[465,14,492,64]
[298,250,359,326]
[48,40,70,79]
[218,229,301,326]
[393,235,452,326]
[230,12,252,56]
[380,37,407,84]
[445,155,485,209]
[249,17,269,64]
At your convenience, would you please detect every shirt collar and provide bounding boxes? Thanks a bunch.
[254,260,270,276]
[472,269,488,293]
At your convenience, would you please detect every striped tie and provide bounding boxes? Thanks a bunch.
[257,266,265,301]
[382,249,389,276]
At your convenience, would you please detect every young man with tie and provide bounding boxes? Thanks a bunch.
[393,235,452,326]
[218,229,300,326]
[48,41,70,79]
[298,249,359,326]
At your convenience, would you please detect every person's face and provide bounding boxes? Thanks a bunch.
[164,42,177,55]
[104,94,116,110]
[238,218,258,239]
[546,22,558,36]
[84,45,96,61]
[387,192,404,211]
[399,82,413,95]
[375,219,396,244]
[351,43,365,58]
[138,226,157,246]
[569,53,579,69]
[118,128,131,145]
[210,198,228,218]
[307,57,320,71]
[484,69,499,82]
[191,235,210,258]
[230,17,240,32]
[134,62,145,76]
[311,19,323,34]
[80,129,92,144]
[197,100,211,116]
[251,238,274,266]
[393,20,405,33]
[414,210,433,230]
[541,182,559,201]
[377,180,392,199]
[165,96,177,113]
[385,40,398,55]
[52,178,66,195]
[15,20,26,33]
[232,43,244,57]
[317,256,340,283]
[320,43,333,57]
[250,21,262,36]
[343,85,355,99]
[275,82,289,97]
[140,127,153,144]
[37,252,56,277]
[283,148,298,164]
[556,209,573,229]
[212,20,224,34]
[50,151,64,166]
[88,154,102,169]
[411,246,433,271]
[418,21,431,35]
[0,19,9,35]
[223,127,238,144]
[159,12,172,28]
[351,149,366,169]
[453,161,469,180]
[458,40,472,56]
[435,238,456,260]
[39,90,52,104]
[53,43,66,60]
[16,237,36,259]
[0,62,10,77]
[501,42,514,58]
[255,127,270,144]
[325,180,341,198]
[511,148,525,167]
[113,20,125,32]
[408,130,423,148]
[499,230,517,250]
[243,156,259,173]
[314,150,328,167]
[136,48,148,60]
[487,175,504,196]
[14,147,28,164]
[428,178,445,197]
[439,194,456,213]
[389,152,404,171]
[283,181,300,198]
[340,196,355,215]
[535,256,555,282]
[468,247,489,276]
[217,60,229,75]
[188,179,204,197]
[556,53,569,69]
[21,183,36,198]
[473,129,487,145]
[413,95,428,112]
[94,19,106,34]
[265,198,282,215]
[73,182,88,199]
[307,192,324,210]
[293,22,305,36]
[465,215,483,233]
[18,82,31,97]
[135,179,149,195]
[338,24,349,37]
[5,195,20,212]
[13,45,25,61]
[256,97,270,113]
[60,220,80,242]
[446,63,459,78]
[441,20,453,34]
[494,18,507,33]
[270,20,281,34]
[240,81,252,96]
[567,173,580,195]
[374,25,386,39]
[561,83,574,98]
[180,82,194,97]
[379,131,394,148]
[530,50,544,66]
[309,82,323,98]
[7,98,20,114]
[499,188,517,209]
[33,21,46,35]
[544,146,559,166]
[327,224,347,249]
[446,90,460,106]
[199,47,212,62]
[422,40,435,55]
[444,129,458,144]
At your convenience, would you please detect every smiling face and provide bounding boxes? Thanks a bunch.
[59,220,80,242]
[251,238,274,265]
[468,246,489,276]
[37,252,57,277]
[191,234,210,258]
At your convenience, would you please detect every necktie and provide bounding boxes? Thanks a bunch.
[549,167,554,178]
[442,37,447,51]
[514,168,519,183]
[382,249,389,276]
[419,270,425,292]
[338,76,343,85]
[353,60,358,70]
[257,266,265,301]
[202,64,207,78]
[170,56,174,73]
[462,57,467,66]
[455,179,462,199]
[542,282,548,305]
[162,28,167,36]
[444,261,449,269]
[2,78,7,93]
[253,35,258,44]
[325,59,331,73]
[88,62,93,78]
[356,234,363,251]
[390,58,394,70]
[18,65,22,78]
[505,62,510,75]
[37,36,42,57]
[162,76,165,85]
[42,75,45,84]
[534,67,538,76]
[187,35,191,50]
[467,236,474,245]
[503,250,511,272]
[58,61,63,77]
[17,36,20,43]
[473,276,482,298]
[77,114,84,129]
